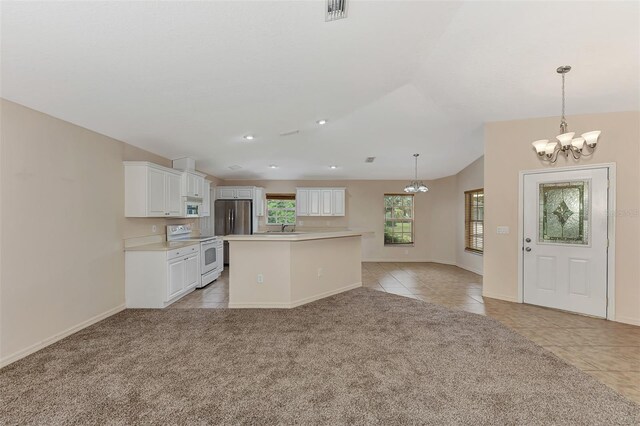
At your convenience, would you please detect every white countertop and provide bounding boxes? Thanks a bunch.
[223,230,363,242]
[124,240,200,251]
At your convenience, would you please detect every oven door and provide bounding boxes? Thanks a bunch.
[201,241,219,274]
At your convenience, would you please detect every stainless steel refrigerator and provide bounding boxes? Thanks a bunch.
[214,199,253,265]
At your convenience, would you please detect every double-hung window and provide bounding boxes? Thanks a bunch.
[464,189,484,253]
[384,194,414,245]
[266,194,296,225]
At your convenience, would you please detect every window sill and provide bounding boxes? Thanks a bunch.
[465,248,483,256]
[384,244,415,248]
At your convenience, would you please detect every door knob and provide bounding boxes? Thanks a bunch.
[525,237,531,243]
[525,247,532,252]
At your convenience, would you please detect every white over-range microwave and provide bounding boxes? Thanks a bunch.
[183,199,202,218]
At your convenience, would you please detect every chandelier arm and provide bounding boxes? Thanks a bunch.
[547,147,561,164]
[570,147,581,160]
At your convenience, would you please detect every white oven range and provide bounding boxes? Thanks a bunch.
[167,224,223,288]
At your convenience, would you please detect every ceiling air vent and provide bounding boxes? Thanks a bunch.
[326,0,348,22]
[365,157,376,163]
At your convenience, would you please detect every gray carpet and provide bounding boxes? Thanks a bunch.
[1,288,638,425]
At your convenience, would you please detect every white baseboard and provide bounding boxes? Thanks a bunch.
[614,315,640,326]
[363,258,456,264]
[229,282,362,309]
[0,303,126,369]
[481,291,519,303]
[455,263,484,276]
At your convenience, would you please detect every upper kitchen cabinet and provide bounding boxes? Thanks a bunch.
[296,188,345,217]
[201,180,211,217]
[254,187,265,217]
[182,171,206,198]
[124,162,183,217]
[216,186,255,200]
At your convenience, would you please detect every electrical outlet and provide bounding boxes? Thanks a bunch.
[152,225,157,233]
[317,267,323,278]
[404,249,409,255]
[257,274,264,284]
[298,220,304,226]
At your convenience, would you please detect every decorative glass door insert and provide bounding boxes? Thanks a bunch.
[538,180,590,245]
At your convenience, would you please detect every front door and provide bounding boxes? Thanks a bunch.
[523,168,609,317]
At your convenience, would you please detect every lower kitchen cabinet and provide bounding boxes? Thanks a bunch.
[126,244,200,308]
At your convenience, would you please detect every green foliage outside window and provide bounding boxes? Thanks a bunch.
[267,199,296,225]
[384,195,414,245]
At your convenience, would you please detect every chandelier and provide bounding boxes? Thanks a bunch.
[531,65,601,163]
[404,154,428,193]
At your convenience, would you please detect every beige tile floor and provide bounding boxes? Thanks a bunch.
[170,262,640,404]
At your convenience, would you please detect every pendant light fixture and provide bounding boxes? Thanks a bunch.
[531,65,601,163]
[404,154,428,193]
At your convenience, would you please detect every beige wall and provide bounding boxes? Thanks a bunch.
[484,111,640,325]
[456,156,484,274]
[224,178,458,263]
[0,99,219,365]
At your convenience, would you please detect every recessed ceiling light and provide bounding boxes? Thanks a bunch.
[329,165,338,169]
[243,135,255,140]
[316,119,328,125]
[269,164,278,169]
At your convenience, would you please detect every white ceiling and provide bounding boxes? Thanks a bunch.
[1,1,638,180]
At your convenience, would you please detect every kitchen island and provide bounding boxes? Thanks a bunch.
[224,231,362,308]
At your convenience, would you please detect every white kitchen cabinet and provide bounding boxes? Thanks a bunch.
[216,186,255,200]
[254,187,265,217]
[236,188,254,199]
[201,180,211,217]
[125,162,183,217]
[332,189,345,216]
[296,187,346,217]
[167,258,186,300]
[217,187,236,199]
[182,171,206,198]
[166,173,182,216]
[147,167,167,216]
[126,244,200,308]
[184,255,200,290]
[321,190,333,216]
[309,190,321,216]
[296,189,309,216]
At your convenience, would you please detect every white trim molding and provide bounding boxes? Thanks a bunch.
[0,304,126,369]
[517,163,616,321]
[456,263,484,276]
[482,292,519,303]
[363,258,457,264]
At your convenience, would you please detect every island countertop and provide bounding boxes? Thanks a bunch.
[223,230,363,242]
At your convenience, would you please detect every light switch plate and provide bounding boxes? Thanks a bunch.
[497,226,510,234]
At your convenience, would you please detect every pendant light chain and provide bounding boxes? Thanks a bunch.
[560,72,567,133]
